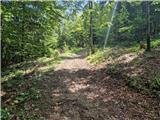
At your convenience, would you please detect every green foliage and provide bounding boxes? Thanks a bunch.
[47,49,60,58]
[69,48,84,54]
[13,88,41,105]
[1,108,11,120]
[127,77,142,90]
[87,48,112,64]
[128,44,141,52]
[1,1,64,67]
[87,40,142,64]
[151,39,160,48]
[1,1,89,68]
[151,75,160,90]
[2,1,160,68]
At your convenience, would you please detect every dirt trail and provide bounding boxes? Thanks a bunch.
[32,51,159,120]
[55,51,91,71]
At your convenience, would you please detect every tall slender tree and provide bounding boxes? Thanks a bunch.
[89,1,94,54]
[146,1,151,51]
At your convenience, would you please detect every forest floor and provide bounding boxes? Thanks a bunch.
[2,48,160,120]
[39,50,160,120]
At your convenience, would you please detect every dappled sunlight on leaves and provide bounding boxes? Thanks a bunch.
[67,79,90,93]
[116,53,138,64]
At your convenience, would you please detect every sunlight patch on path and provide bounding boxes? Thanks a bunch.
[55,52,91,71]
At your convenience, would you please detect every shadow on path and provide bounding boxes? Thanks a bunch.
[31,51,160,120]
[2,50,160,120]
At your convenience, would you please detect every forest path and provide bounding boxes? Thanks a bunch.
[34,51,159,120]
[55,51,91,71]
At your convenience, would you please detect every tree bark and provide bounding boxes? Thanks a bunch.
[89,1,94,54]
[146,1,151,51]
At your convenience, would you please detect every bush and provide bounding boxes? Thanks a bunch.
[87,50,107,64]
[52,50,60,59]
[151,39,160,48]
[47,48,60,58]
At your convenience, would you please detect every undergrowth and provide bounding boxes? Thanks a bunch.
[87,39,160,65]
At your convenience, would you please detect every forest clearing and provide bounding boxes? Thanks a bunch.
[1,0,160,120]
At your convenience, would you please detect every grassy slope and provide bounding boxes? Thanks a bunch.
[87,39,160,97]
[87,39,160,64]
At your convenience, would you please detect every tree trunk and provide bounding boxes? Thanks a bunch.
[146,1,151,51]
[89,1,94,54]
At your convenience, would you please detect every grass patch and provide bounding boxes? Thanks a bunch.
[1,56,61,82]
[87,48,112,64]
[151,75,160,91]
[61,47,84,57]
[151,38,160,48]
[87,45,141,65]
[70,47,84,53]
[87,39,160,64]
